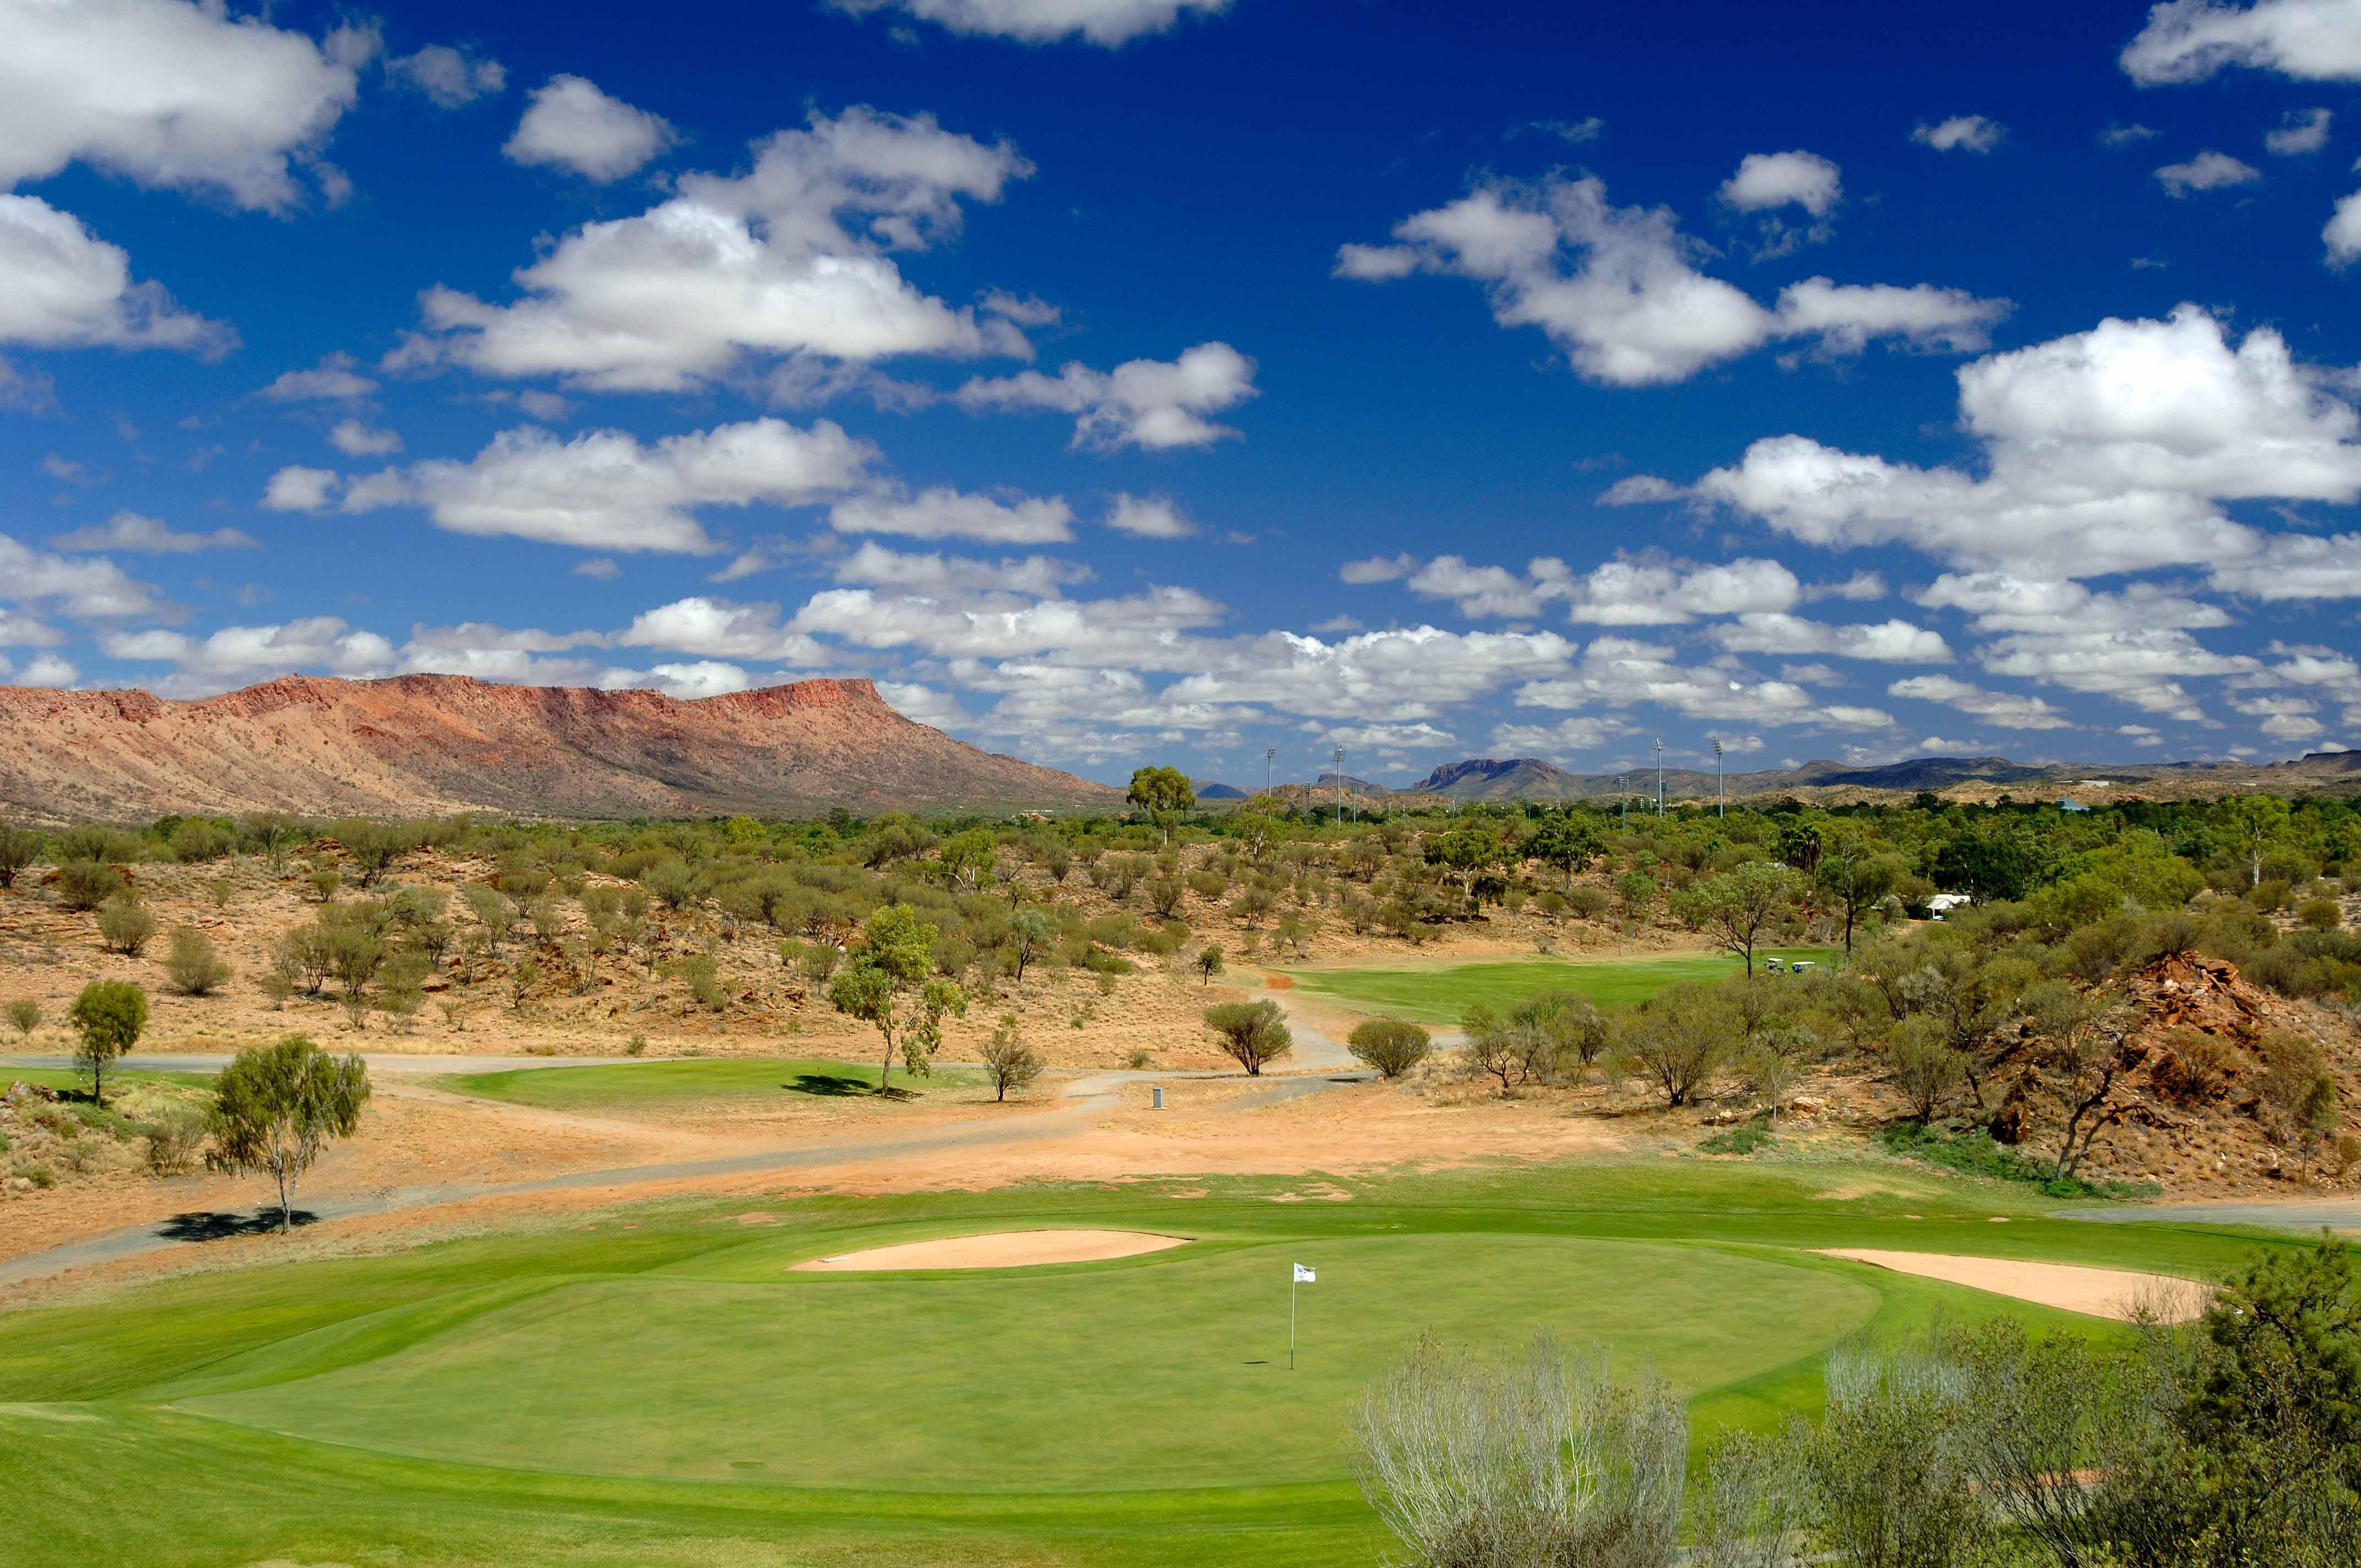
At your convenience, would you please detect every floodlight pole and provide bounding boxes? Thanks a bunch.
[1334,744,1346,828]
[1653,738,1664,816]
[1266,746,1276,797]
[1713,739,1724,819]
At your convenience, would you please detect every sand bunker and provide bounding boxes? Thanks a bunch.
[1817,1249,2209,1322]
[792,1228,1190,1272]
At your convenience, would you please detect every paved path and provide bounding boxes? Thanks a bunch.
[2057,1199,2361,1232]
[0,1060,1371,1288]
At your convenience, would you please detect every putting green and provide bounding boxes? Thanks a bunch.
[0,1163,2270,1567]
[181,1234,1878,1490]
[444,1057,982,1115]
[1280,949,1836,1024]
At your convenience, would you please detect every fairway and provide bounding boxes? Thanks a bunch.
[442,1057,983,1115]
[1279,949,1837,1024]
[0,1163,2280,1567]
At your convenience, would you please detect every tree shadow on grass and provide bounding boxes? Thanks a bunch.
[787,1072,874,1097]
[157,1209,318,1242]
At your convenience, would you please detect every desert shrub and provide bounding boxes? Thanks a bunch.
[1202,1000,1292,1075]
[142,1116,205,1175]
[14,1163,56,1189]
[1347,1019,1432,1078]
[164,927,233,995]
[678,954,727,1010]
[6,999,38,1037]
[1354,1333,1686,1568]
[1886,1020,1962,1121]
[2297,897,2343,932]
[1610,981,1734,1106]
[1700,1119,1774,1156]
[1879,1121,2151,1200]
[56,859,126,911]
[979,1015,1042,1102]
[1566,884,1612,921]
[97,895,157,956]
[1802,1340,1985,1568]
[2151,1028,2233,1106]
[166,818,237,863]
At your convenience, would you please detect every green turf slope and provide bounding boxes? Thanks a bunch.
[1280,949,1836,1024]
[0,1162,2290,1567]
[444,1056,982,1114]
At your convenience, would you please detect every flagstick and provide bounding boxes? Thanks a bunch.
[1289,1273,1297,1371]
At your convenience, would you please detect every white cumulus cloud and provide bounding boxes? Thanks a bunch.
[48,511,253,553]
[0,195,231,353]
[340,418,877,553]
[0,0,368,210]
[1912,116,2006,153]
[411,107,1033,391]
[828,485,1074,543]
[956,341,1257,449]
[387,44,505,109]
[505,75,677,182]
[1335,176,2007,385]
[825,0,1232,46]
[2122,0,2361,84]
[2267,107,2333,154]
[2155,150,2262,195]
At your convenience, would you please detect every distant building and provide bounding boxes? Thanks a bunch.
[2058,797,2091,812]
[1929,892,1973,918]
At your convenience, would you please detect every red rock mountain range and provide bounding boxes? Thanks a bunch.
[0,674,1116,824]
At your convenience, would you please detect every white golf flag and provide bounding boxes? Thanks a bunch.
[1293,1263,1316,1283]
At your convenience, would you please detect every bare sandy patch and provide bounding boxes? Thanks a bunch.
[792,1228,1190,1272]
[1817,1249,2210,1322]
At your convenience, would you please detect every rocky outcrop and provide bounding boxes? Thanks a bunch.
[0,674,1115,823]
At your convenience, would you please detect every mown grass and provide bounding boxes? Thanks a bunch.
[0,1161,2289,1566]
[441,1057,986,1114]
[1280,948,1837,1024]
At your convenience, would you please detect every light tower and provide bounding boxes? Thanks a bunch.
[1333,744,1347,827]
[1265,746,1276,797]
[1653,737,1664,816]
[1712,738,1724,819]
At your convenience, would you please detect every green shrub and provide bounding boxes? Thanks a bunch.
[1880,1122,2156,1199]
[1347,1019,1433,1078]
[164,927,233,995]
[1700,1120,1775,1156]
[97,895,157,956]
[56,859,126,911]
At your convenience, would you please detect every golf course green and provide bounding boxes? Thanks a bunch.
[1278,948,1837,1024]
[442,1057,983,1115]
[0,1159,2281,1567]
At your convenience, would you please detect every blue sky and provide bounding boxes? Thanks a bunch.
[4,0,2360,787]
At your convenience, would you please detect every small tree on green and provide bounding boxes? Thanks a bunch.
[1194,944,1226,986]
[828,903,968,1093]
[1203,999,1292,1075]
[207,1036,371,1232]
[1125,765,1195,846]
[68,979,148,1108]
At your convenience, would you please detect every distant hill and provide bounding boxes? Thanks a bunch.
[1406,752,2357,807]
[1192,781,1247,800]
[0,674,1118,824]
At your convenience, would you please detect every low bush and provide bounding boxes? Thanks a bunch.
[1880,1121,2157,1199]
